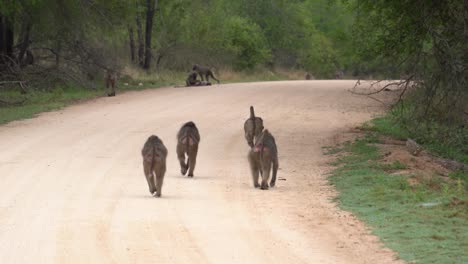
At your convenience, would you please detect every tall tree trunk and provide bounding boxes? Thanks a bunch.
[464,0,468,78]
[0,15,14,67]
[128,25,136,63]
[18,18,32,67]
[136,14,144,67]
[143,0,157,70]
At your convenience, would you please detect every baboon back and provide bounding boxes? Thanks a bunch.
[177,121,200,148]
[142,135,168,165]
[244,106,264,147]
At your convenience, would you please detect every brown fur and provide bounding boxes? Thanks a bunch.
[192,64,220,84]
[244,106,264,147]
[186,71,202,86]
[141,135,168,197]
[305,73,311,80]
[248,129,279,189]
[176,121,200,177]
[106,70,117,96]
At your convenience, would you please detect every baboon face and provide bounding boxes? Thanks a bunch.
[192,64,199,71]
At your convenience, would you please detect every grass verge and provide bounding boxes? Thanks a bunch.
[328,129,467,263]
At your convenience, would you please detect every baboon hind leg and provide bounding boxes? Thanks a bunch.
[270,158,279,187]
[248,153,260,188]
[143,162,156,194]
[177,144,188,175]
[261,161,272,190]
[154,163,166,197]
[210,73,220,84]
[187,147,198,177]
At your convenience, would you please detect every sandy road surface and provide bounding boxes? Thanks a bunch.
[0,81,400,263]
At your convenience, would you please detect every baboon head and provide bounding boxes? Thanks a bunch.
[192,64,199,71]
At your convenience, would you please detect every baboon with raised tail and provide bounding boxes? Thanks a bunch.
[248,129,279,189]
[176,121,200,177]
[244,106,264,148]
[141,135,168,197]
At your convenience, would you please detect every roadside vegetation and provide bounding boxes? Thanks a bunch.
[326,122,467,263]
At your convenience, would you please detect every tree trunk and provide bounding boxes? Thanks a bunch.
[18,19,32,67]
[464,0,468,79]
[128,25,136,63]
[0,15,14,67]
[136,14,144,67]
[143,0,157,70]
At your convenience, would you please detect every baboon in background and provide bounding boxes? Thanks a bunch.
[249,129,279,189]
[305,73,312,80]
[192,64,220,84]
[106,70,117,96]
[186,71,202,87]
[141,135,168,197]
[335,70,344,79]
[176,121,200,177]
[244,106,264,147]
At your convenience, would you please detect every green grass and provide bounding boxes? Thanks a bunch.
[0,72,184,125]
[328,135,468,264]
[363,113,468,165]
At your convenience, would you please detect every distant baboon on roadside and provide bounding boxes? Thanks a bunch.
[305,73,312,80]
[141,135,168,197]
[192,64,220,84]
[176,121,200,177]
[244,106,264,148]
[186,71,202,87]
[106,70,117,96]
[248,129,279,189]
[335,70,344,79]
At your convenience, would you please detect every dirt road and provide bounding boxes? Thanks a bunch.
[0,81,400,263]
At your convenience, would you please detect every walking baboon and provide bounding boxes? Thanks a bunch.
[305,73,312,80]
[176,121,200,177]
[244,106,264,147]
[141,135,168,197]
[192,64,220,84]
[248,129,279,189]
[106,70,117,96]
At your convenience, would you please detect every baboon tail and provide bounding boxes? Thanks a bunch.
[271,158,279,187]
[250,106,255,119]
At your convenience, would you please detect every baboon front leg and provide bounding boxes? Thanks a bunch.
[154,163,166,197]
[177,146,188,175]
[143,162,156,194]
[187,148,198,177]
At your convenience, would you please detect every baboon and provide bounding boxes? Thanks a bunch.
[186,71,202,87]
[192,64,220,84]
[305,73,312,80]
[176,121,200,177]
[141,135,168,197]
[248,129,279,189]
[335,70,344,79]
[106,70,117,96]
[244,106,264,147]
